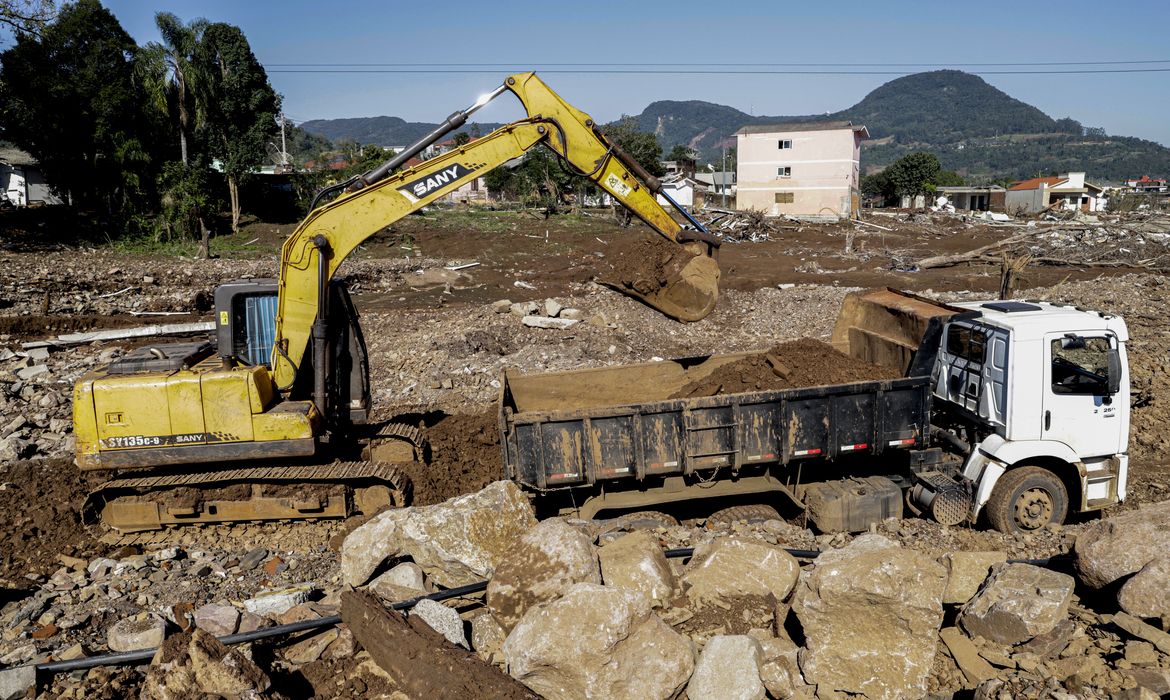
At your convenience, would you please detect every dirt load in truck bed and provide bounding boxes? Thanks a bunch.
[505,338,900,413]
[672,338,899,398]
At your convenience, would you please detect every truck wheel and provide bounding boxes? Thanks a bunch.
[707,504,782,526]
[986,466,1068,534]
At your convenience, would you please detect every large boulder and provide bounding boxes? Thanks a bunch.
[502,583,694,700]
[757,636,806,700]
[140,629,270,700]
[369,562,428,603]
[959,562,1074,646]
[942,551,1007,605]
[597,530,675,607]
[342,480,536,587]
[1118,557,1170,621]
[792,534,946,700]
[487,518,601,632]
[681,537,799,605]
[1075,499,1170,589]
[686,635,765,700]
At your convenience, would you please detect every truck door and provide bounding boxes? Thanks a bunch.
[1042,332,1123,458]
[936,322,1009,430]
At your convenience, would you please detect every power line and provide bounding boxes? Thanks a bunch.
[265,68,1170,75]
[264,59,1170,68]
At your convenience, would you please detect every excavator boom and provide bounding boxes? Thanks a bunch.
[271,72,721,390]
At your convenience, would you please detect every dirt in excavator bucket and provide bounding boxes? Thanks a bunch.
[602,233,719,322]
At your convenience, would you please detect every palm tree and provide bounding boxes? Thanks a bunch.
[137,12,207,165]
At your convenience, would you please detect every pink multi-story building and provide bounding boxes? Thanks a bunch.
[735,121,868,218]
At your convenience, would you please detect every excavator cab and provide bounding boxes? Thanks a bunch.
[214,278,371,428]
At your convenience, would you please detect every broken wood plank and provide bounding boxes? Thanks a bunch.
[915,230,1039,269]
[21,321,215,349]
[341,590,537,700]
[854,219,892,232]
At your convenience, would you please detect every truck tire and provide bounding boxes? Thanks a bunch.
[707,504,782,526]
[985,466,1068,534]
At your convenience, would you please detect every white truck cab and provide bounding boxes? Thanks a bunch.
[934,300,1129,532]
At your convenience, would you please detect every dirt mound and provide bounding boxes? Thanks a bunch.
[673,338,899,398]
[0,459,107,585]
[398,410,504,506]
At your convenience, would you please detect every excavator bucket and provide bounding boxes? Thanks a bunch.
[831,288,960,374]
[608,241,721,322]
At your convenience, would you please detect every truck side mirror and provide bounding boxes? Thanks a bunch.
[1107,349,1122,395]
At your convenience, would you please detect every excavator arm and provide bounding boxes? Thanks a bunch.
[271,72,721,391]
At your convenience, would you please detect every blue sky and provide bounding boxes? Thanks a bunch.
[101,0,1170,145]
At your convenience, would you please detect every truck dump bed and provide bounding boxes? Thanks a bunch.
[500,349,933,491]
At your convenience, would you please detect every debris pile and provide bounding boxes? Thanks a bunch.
[697,208,790,243]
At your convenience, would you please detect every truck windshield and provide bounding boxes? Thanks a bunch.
[1051,337,1111,395]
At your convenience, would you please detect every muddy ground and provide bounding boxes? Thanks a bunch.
[1,207,1169,697]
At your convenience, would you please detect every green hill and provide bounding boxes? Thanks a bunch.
[301,71,1170,183]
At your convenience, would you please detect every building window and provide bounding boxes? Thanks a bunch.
[778,139,792,149]
[774,192,794,204]
[776,166,791,178]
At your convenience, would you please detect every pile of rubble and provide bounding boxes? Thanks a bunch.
[696,208,797,243]
[0,341,95,463]
[4,480,1164,698]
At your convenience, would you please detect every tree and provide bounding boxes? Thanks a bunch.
[0,0,54,38]
[666,144,697,162]
[0,0,155,219]
[934,170,964,187]
[197,22,278,232]
[884,152,941,199]
[452,131,471,147]
[138,12,207,166]
[603,117,664,177]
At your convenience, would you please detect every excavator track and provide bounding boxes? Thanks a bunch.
[84,461,411,534]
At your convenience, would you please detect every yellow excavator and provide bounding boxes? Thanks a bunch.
[71,73,722,532]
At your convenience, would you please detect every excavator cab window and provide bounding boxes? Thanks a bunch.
[235,294,279,366]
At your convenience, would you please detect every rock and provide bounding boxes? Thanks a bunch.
[470,612,506,660]
[757,636,804,700]
[343,480,536,588]
[487,518,600,631]
[1130,668,1170,696]
[687,635,765,700]
[322,627,358,660]
[187,629,270,697]
[369,561,428,603]
[1018,618,1075,658]
[681,536,799,605]
[559,308,584,321]
[492,299,513,313]
[510,301,539,316]
[0,664,35,700]
[1125,640,1160,666]
[1075,499,1170,588]
[241,583,316,618]
[283,628,340,664]
[192,603,240,637]
[959,562,1074,646]
[792,534,946,700]
[14,365,47,381]
[597,530,675,607]
[1118,556,1170,620]
[939,626,996,686]
[521,316,579,330]
[107,615,167,652]
[943,551,1007,605]
[411,599,468,649]
[503,583,694,700]
[238,548,268,571]
[1115,687,1160,700]
[543,299,563,317]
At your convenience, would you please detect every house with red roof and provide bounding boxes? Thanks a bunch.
[1124,176,1167,193]
[1005,172,1106,214]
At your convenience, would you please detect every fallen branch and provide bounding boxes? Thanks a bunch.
[915,231,1039,269]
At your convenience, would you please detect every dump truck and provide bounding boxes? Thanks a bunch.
[500,289,1130,533]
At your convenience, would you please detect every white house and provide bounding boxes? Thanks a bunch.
[0,148,63,207]
[735,121,868,218]
[655,174,708,209]
[1006,172,1107,214]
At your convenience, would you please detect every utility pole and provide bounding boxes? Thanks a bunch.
[721,145,727,208]
[280,112,288,167]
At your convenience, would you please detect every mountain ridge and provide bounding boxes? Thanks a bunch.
[300,71,1170,182]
